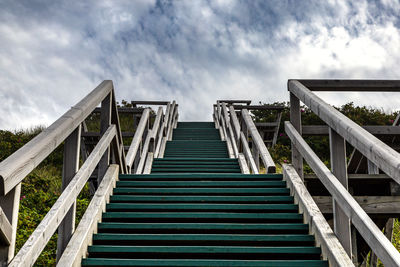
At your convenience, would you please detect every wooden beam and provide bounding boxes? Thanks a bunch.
[302,125,400,136]
[57,165,118,267]
[289,80,400,186]
[131,101,169,106]
[285,121,400,266]
[282,164,354,266]
[9,126,117,267]
[214,104,285,110]
[296,79,400,91]
[93,107,145,114]
[218,100,252,105]
[0,80,113,196]
[81,132,135,138]
[313,196,400,214]
[305,174,391,180]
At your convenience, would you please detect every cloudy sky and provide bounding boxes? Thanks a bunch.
[1,0,400,130]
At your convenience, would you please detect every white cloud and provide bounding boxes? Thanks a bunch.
[0,0,400,130]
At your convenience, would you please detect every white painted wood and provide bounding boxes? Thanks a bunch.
[289,92,303,179]
[283,164,354,267]
[0,80,114,195]
[143,152,154,174]
[126,109,150,172]
[289,80,400,186]
[154,122,165,158]
[56,165,119,267]
[330,128,352,257]
[240,132,258,174]
[56,125,81,261]
[238,153,250,174]
[285,121,400,267]
[241,109,276,173]
[166,101,176,141]
[9,125,117,267]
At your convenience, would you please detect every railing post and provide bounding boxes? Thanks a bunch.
[0,184,21,264]
[290,92,303,179]
[329,128,352,259]
[98,93,112,184]
[56,125,81,261]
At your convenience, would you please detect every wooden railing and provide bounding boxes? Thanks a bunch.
[0,80,177,266]
[286,79,400,266]
[214,101,276,173]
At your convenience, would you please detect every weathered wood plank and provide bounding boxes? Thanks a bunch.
[238,153,250,174]
[285,121,400,266]
[131,101,169,106]
[143,152,154,174]
[296,79,400,91]
[0,80,113,195]
[283,164,354,267]
[302,125,400,136]
[240,133,258,174]
[216,104,285,110]
[56,125,81,261]
[304,173,391,180]
[93,107,144,114]
[313,196,400,214]
[126,109,150,172]
[56,165,119,267]
[217,100,252,105]
[242,109,275,173]
[9,125,117,267]
[289,80,400,186]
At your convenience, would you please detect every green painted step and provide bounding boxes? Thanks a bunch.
[82,258,328,266]
[116,181,286,187]
[102,212,303,221]
[109,195,294,203]
[93,234,314,243]
[97,223,310,233]
[152,158,237,162]
[106,203,299,212]
[113,188,290,195]
[152,162,237,166]
[151,165,239,169]
[151,168,241,173]
[87,245,322,255]
[119,173,283,179]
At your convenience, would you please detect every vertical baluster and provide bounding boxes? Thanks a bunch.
[290,92,303,179]
[98,93,112,184]
[56,125,81,261]
[329,128,352,258]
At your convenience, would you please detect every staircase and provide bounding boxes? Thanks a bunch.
[82,122,328,266]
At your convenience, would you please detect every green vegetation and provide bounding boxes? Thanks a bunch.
[0,102,398,266]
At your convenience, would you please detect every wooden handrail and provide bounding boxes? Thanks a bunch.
[285,121,400,266]
[0,80,113,196]
[9,125,118,266]
[289,80,400,185]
